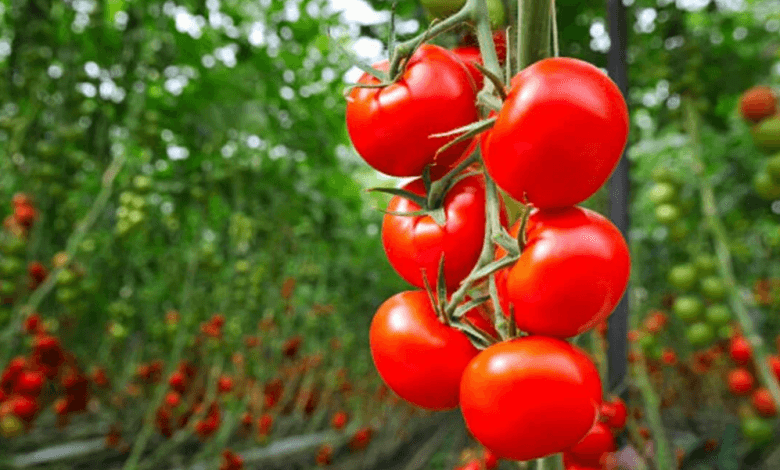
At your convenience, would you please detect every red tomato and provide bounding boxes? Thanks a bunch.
[369,291,482,410]
[383,174,501,290]
[752,388,777,417]
[727,368,754,396]
[769,355,780,381]
[459,336,603,461]
[482,57,629,208]
[564,422,616,467]
[452,46,483,90]
[505,206,630,338]
[599,396,627,430]
[729,335,753,365]
[346,44,478,177]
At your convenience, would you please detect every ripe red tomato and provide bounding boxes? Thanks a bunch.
[452,46,483,90]
[459,336,603,461]
[346,44,478,177]
[739,86,777,123]
[481,57,629,208]
[505,206,630,338]
[369,290,483,410]
[727,368,754,396]
[729,335,753,365]
[599,396,627,430]
[383,174,503,290]
[752,388,777,417]
[564,422,616,467]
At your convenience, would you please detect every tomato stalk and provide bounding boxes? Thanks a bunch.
[533,454,563,470]
[516,0,552,71]
[682,96,780,413]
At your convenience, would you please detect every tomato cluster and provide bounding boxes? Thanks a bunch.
[345,27,630,462]
[738,85,780,199]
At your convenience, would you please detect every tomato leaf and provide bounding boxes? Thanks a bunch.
[452,295,490,319]
[368,187,427,208]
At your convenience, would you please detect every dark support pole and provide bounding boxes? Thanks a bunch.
[606,0,630,398]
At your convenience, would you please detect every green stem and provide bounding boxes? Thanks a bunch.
[517,0,552,71]
[535,454,563,470]
[682,97,780,413]
[388,5,473,79]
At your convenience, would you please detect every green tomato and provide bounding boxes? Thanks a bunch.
[694,254,718,274]
[0,280,15,296]
[752,116,780,153]
[56,269,76,285]
[766,153,780,182]
[0,258,23,277]
[686,322,714,348]
[742,417,774,445]
[651,165,677,184]
[56,287,78,304]
[700,276,727,301]
[705,304,731,326]
[655,204,680,224]
[753,171,780,200]
[673,296,703,323]
[669,221,690,241]
[1,236,26,256]
[668,264,698,291]
[648,182,677,205]
[718,324,735,340]
[638,334,656,351]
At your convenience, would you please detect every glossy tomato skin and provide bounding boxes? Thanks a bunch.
[369,291,482,410]
[383,174,504,290]
[506,206,630,338]
[452,46,484,90]
[482,57,629,208]
[346,44,478,177]
[459,336,603,461]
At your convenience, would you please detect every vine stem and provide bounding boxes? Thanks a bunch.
[534,454,563,470]
[682,96,780,412]
[517,0,552,71]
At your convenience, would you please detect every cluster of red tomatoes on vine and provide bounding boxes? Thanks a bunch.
[344,19,631,465]
[739,85,780,200]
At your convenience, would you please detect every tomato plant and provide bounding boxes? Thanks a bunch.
[504,206,630,338]
[481,57,629,208]
[346,45,479,177]
[459,336,602,461]
[369,290,485,410]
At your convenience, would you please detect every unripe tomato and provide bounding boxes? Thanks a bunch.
[739,86,777,123]
[700,276,727,301]
[346,45,478,177]
[459,337,602,461]
[686,322,714,348]
[667,264,698,291]
[482,58,628,208]
[505,206,630,338]
[752,117,780,153]
[654,204,681,224]
[729,336,753,365]
[728,368,754,396]
[369,291,481,410]
[741,416,773,444]
[694,254,718,274]
[382,174,502,290]
[753,171,780,200]
[751,388,777,417]
[648,182,677,205]
[672,296,703,323]
[564,422,616,467]
[766,154,780,181]
[705,304,731,326]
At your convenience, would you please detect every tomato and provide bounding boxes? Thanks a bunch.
[647,182,677,205]
[752,388,777,417]
[564,422,616,467]
[753,171,780,200]
[739,86,777,123]
[705,304,731,326]
[452,46,483,90]
[672,296,703,323]
[727,368,754,396]
[700,276,726,300]
[383,174,503,290]
[504,206,630,338]
[369,290,482,410]
[769,355,780,382]
[741,416,773,444]
[482,58,628,209]
[346,45,478,177]
[686,322,714,348]
[459,336,602,461]
[729,335,753,365]
[767,154,780,181]
[752,117,780,153]
[667,264,697,291]
[694,254,718,274]
[654,204,681,224]
[599,397,627,430]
